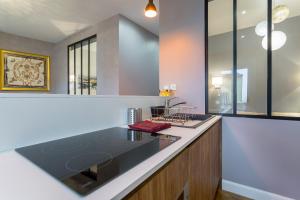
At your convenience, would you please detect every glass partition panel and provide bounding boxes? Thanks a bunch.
[90,37,97,95]
[208,0,234,114]
[236,0,268,115]
[272,0,300,117]
[82,41,89,95]
[75,43,82,95]
[68,36,97,95]
[69,46,75,95]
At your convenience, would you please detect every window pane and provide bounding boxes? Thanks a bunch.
[69,46,75,95]
[208,0,233,114]
[90,38,97,95]
[75,44,82,95]
[272,0,300,117]
[82,41,89,95]
[236,0,268,115]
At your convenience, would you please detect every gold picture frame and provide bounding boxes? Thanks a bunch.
[0,50,50,91]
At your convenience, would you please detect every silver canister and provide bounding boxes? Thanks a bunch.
[128,108,142,125]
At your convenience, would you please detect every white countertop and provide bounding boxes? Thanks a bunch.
[0,116,221,200]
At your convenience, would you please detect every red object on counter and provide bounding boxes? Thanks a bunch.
[128,120,171,133]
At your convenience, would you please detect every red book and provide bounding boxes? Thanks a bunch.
[128,120,171,133]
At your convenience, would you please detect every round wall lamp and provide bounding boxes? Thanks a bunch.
[145,0,157,18]
[262,31,287,51]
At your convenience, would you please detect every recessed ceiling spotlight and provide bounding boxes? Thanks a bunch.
[241,10,247,15]
[241,35,246,39]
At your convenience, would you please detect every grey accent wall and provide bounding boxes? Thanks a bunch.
[223,117,300,199]
[159,0,205,112]
[0,31,54,55]
[159,0,300,199]
[119,16,159,96]
[51,15,120,94]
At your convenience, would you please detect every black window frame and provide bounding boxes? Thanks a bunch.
[205,0,300,121]
[67,35,97,95]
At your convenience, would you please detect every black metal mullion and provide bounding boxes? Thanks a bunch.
[267,0,272,117]
[67,47,70,94]
[68,35,97,51]
[233,0,237,115]
[88,39,91,95]
[74,45,76,95]
[80,42,83,95]
[205,0,209,114]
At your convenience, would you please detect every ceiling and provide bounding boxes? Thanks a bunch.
[0,0,159,43]
[208,0,300,36]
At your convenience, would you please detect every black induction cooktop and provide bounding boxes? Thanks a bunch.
[16,127,180,196]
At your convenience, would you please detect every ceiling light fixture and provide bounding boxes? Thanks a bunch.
[255,20,274,37]
[145,0,157,18]
[272,5,290,23]
[241,10,247,15]
[262,31,287,51]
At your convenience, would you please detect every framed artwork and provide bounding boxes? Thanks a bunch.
[0,50,50,91]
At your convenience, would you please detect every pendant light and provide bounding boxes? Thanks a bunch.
[273,5,290,23]
[145,0,157,18]
[272,0,290,24]
[262,31,287,51]
[255,20,274,36]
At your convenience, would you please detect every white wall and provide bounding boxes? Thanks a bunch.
[0,31,54,56]
[159,0,300,199]
[159,0,205,113]
[0,94,164,152]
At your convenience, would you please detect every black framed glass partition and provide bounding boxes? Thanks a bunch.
[206,0,300,120]
[68,35,97,95]
[207,0,234,114]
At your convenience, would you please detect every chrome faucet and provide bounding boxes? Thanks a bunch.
[165,97,187,109]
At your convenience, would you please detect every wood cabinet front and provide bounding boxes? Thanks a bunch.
[124,119,222,200]
[125,149,189,200]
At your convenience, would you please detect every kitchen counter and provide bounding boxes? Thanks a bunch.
[0,116,221,200]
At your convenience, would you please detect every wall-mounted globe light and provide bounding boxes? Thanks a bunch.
[272,5,290,24]
[262,31,287,51]
[255,20,274,36]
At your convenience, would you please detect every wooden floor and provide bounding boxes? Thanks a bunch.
[215,189,252,200]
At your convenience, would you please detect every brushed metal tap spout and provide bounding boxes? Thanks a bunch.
[169,102,187,108]
[165,97,177,109]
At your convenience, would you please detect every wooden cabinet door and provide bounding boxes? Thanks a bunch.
[188,128,212,200]
[125,168,166,200]
[189,120,222,200]
[210,120,222,199]
[125,149,188,200]
[165,149,189,200]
